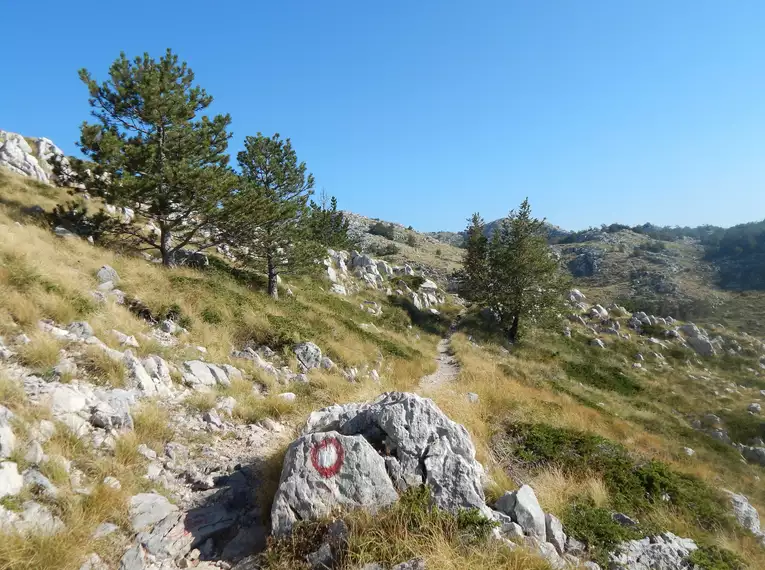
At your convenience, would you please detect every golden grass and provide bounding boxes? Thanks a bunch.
[78,346,126,388]
[132,401,174,452]
[528,466,609,515]
[16,334,62,370]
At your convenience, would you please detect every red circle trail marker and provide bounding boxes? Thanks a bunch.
[310,437,345,478]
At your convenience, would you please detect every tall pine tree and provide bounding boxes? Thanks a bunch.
[459,213,488,300]
[484,199,567,343]
[65,49,235,265]
[225,133,322,299]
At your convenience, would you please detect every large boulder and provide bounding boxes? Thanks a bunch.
[295,392,489,521]
[725,490,761,534]
[687,335,716,357]
[271,431,398,536]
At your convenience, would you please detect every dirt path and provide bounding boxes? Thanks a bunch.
[419,316,462,387]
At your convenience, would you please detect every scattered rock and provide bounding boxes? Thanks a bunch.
[609,532,697,569]
[129,492,178,532]
[294,342,322,370]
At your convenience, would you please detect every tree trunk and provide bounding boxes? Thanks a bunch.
[267,254,278,300]
[508,314,520,344]
[160,225,173,266]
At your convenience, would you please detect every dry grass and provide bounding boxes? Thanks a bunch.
[528,466,609,515]
[132,401,174,452]
[78,346,126,388]
[16,334,62,370]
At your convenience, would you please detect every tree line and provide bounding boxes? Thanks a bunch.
[56,49,353,298]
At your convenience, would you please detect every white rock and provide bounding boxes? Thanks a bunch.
[129,493,178,532]
[0,462,23,498]
[545,513,567,555]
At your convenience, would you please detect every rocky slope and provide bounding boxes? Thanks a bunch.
[2,131,765,570]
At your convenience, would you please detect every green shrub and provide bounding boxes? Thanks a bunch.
[201,306,223,324]
[369,242,400,256]
[406,233,417,247]
[368,221,395,240]
[502,423,730,533]
[688,545,745,570]
[563,360,642,396]
[563,502,642,566]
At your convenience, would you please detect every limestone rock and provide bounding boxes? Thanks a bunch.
[271,431,398,536]
[294,342,322,370]
[609,532,697,569]
[0,462,23,498]
[97,265,120,285]
[303,392,489,518]
[725,490,761,534]
[129,492,178,532]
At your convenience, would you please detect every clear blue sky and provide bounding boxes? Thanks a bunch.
[2,1,764,232]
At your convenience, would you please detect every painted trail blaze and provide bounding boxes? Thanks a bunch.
[310,437,345,478]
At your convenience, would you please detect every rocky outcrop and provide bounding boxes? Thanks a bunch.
[273,392,490,536]
[609,532,697,569]
[271,431,399,536]
[0,130,72,185]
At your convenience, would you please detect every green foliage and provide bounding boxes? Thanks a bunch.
[223,133,322,299]
[307,191,355,249]
[717,409,765,444]
[563,502,642,565]
[48,200,113,241]
[406,233,417,247]
[478,200,568,342]
[368,221,395,240]
[563,359,643,396]
[458,213,488,302]
[200,306,223,324]
[688,545,745,570]
[369,242,400,257]
[503,423,731,533]
[68,48,236,265]
[397,275,425,290]
[635,240,667,253]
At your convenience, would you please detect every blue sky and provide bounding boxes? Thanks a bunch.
[2,1,764,232]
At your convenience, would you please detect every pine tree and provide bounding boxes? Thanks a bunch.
[459,213,488,300]
[65,49,235,265]
[225,133,322,299]
[483,199,567,343]
[307,190,354,249]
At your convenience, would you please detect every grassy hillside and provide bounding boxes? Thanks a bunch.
[1,170,764,570]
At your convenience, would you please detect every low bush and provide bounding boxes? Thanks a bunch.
[501,423,731,533]
[563,502,642,565]
[688,545,745,570]
[368,221,396,240]
[563,359,642,396]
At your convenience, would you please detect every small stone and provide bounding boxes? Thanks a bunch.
[24,441,45,465]
[96,265,120,285]
[683,447,695,457]
[749,403,762,414]
[278,392,296,402]
[103,476,121,490]
[612,512,638,527]
[92,522,119,539]
[467,392,479,403]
